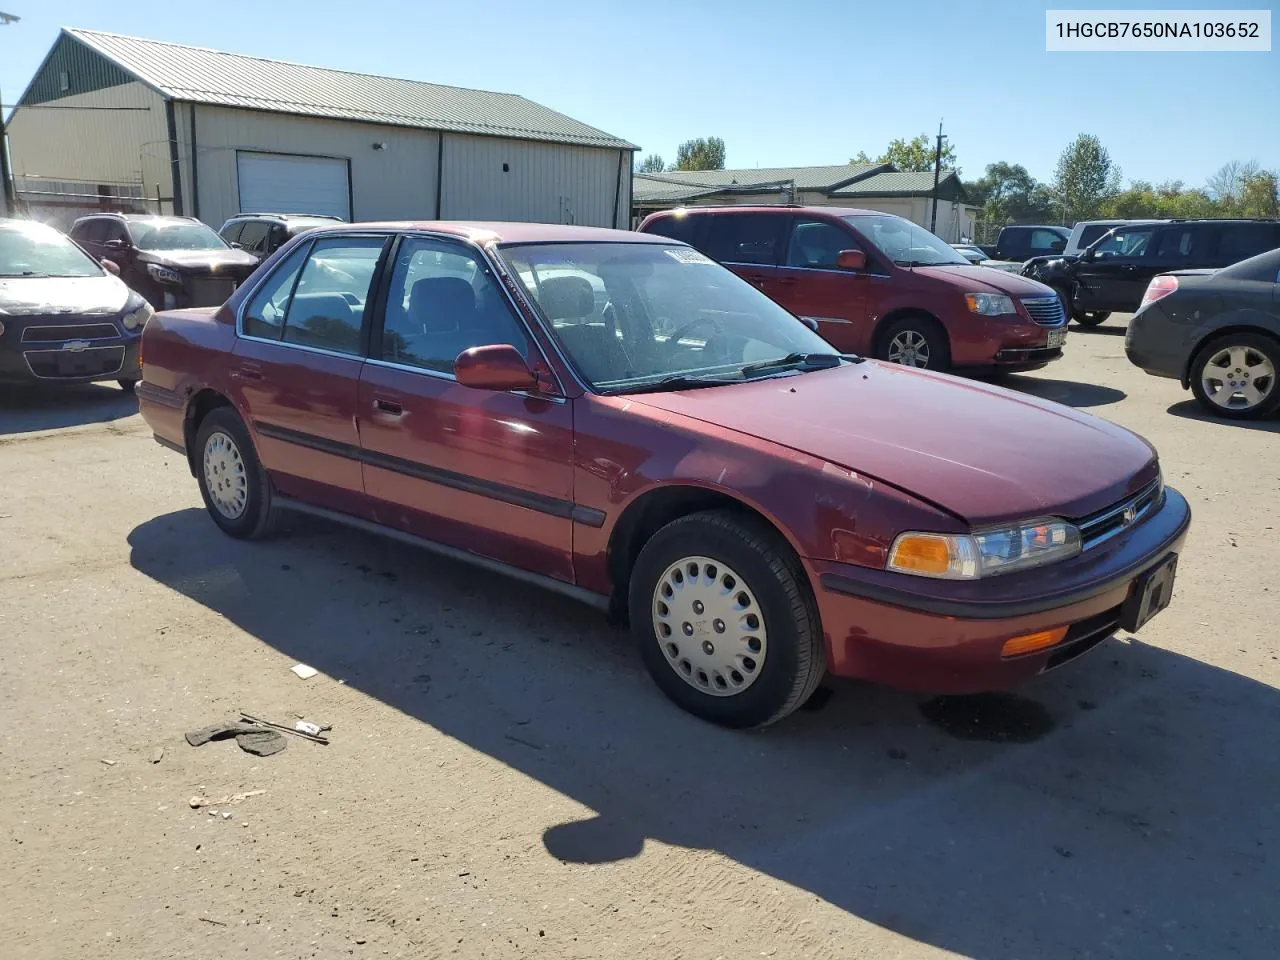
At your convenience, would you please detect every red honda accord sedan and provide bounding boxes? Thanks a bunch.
[136,222,1190,728]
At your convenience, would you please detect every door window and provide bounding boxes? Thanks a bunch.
[101,220,130,245]
[237,221,271,254]
[242,242,308,340]
[702,214,786,266]
[1029,228,1065,252]
[1092,227,1154,259]
[786,219,857,269]
[379,237,530,374]
[73,219,107,244]
[283,237,385,354]
[219,222,244,246]
[999,229,1028,255]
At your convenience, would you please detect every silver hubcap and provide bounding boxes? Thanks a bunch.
[203,431,248,520]
[887,330,930,367]
[651,556,767,697]
[1202,346,1275,411]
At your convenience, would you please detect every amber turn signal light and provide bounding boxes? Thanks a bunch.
[1000,626,1068,658]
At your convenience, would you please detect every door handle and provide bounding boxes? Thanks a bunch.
[230,362,263,381]
[373,398,403,416]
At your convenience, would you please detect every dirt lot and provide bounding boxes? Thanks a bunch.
[2,320,1278,960]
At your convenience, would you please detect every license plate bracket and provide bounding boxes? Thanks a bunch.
[1120,553,1178,632]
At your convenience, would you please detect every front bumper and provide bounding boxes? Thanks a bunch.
[953,315,1068,371]
[0,315,142,385]
[808,486,1191,694]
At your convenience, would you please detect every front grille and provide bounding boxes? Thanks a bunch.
[23,345,125,379]
[1077,478,1163,550]
[186,277,238,307]
[1021,296,1066,326]
[21,322,119,343]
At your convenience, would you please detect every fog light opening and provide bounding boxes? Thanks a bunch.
[1001,626,1069,658]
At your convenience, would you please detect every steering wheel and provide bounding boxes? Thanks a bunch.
[666,315,724,346]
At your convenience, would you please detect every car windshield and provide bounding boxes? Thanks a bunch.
[128,220,229,252]
[0,221,103,278]
[846,215,968,267]
[499,242,839,394]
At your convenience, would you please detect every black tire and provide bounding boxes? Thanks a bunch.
[117,378,138,393]
[193,407,277,539]
[876,315,951,371]
[627,510,825,729]
[1189,332,1280,421]
[1072,311,1110,327]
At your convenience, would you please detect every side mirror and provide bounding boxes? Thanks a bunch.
[100,258,121,276]
[104,239,128,251]
[836,249,866,271]
[1081,248,1095,263]
[229,241,244,250]
[454,344,537,392]
[799,316,820,332]
[1049,239,1066,253]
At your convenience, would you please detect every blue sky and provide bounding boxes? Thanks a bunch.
[1,0,1275,188]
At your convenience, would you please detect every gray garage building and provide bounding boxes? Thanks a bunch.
[7,28,636,229]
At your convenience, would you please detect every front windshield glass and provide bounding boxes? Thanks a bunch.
[0,221,103,278]
[499,242,838,393]
[845,214,968,267]
[128,220,229,252]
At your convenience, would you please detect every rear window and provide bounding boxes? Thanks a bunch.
[1218,223,1280,265]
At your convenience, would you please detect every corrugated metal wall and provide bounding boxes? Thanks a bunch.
[6,80,172,198]
[439,134,626,228]
[186,105,441,227]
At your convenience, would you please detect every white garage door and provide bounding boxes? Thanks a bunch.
[236,152,350,220]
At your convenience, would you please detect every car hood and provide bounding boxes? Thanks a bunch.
[138,248,259,271]
[0,273,131,316]
[629,363,1158,525]
[913,264,1056,296]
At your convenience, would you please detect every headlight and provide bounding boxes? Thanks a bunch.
[964,293,1016,316]
[121,300,154,331]
[146,263,182,285]
[887,518,1081,580]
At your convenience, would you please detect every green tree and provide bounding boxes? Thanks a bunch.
[1239,171,1279,218]
[966,162,1056,233]
[673,137,726,171]
[851,134,957,173]
[1052,134,1121,222]
[636,154,665,174]
[850,150,874,166]
[1206,159,1260,208]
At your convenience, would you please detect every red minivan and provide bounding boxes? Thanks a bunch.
[639,206,1067,373]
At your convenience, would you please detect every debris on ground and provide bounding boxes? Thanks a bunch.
[239,711,330,745]
[185,720,288,756]
[295,720,323,736]
[150,746,164,764]
[291,663,319,680]
[188,789,265,809]
[100,758,117,766]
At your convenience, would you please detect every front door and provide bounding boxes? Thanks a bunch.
[1074,225,1157,312]
[357,234,576,582]
[768,217,873,354]
[230,233,388,516]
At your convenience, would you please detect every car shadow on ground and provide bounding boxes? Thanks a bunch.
[1068,322,1127,337]
[0,383,137,436]
[1166,398,1280,433]
[129,508,1280,960]
[995,375,1125,408]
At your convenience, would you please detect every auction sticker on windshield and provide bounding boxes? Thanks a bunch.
[665,248,714,265]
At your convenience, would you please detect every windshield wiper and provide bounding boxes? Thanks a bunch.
[615,374,740,395]
[0,271,46,278]
[739,352,844,377]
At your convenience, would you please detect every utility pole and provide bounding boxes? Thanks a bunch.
[0,11,19,219]
[929,119,945,235]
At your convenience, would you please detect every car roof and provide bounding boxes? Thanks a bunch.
[229,212,344,222]
[74,213,201,223]
[305,221,674,245]
[648,205,885,218]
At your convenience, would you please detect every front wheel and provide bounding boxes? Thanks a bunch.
[628,511,825,728]
[876,316,950,371]
[1189,333,1280,420]
[194,407,277,539]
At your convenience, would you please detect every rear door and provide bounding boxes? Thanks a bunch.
[701,212,790,300]
[357,234,576,581]
[769,217,872,353]
[1074,224,1157,312]
[230,232,389,516]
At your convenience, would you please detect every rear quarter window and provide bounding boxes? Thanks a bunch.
[644,214,696,245]
[1217,223,1280,265]
[702,213,786,266]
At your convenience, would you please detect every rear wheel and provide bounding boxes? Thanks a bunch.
[876,316,950,371]
[194,407,277,539]
[1189,332,1280,420]
[628,511,825,728]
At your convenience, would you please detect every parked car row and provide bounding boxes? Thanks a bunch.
[134,218,1190,729]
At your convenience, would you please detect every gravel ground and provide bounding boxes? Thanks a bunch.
[2,319,1278,960]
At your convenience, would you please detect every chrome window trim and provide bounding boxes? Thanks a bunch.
[721,259,894,279]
